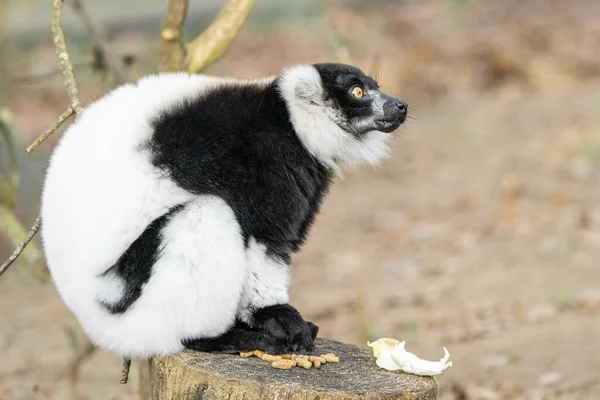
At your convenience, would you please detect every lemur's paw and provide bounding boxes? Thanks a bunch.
[253,304,318,352]
[290,320,318,352]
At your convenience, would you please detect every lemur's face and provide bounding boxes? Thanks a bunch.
[313,63,407,136]
[278,62,408,167]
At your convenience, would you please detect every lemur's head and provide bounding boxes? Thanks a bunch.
[278,63,408,169]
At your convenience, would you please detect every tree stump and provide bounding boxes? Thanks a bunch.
[150,338,438,399]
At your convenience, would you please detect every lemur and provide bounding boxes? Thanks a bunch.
[40,63,408,358]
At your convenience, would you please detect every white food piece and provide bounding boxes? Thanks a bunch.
[367,338,403,371]
[367,338,453,376]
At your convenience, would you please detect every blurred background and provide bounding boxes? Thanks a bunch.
[1,0,600,399]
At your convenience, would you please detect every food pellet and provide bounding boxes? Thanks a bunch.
[322,353,339,363]
[296,358,312,369]
[261,354,283,362]
[272,359,297,370]
[238,350,339,370]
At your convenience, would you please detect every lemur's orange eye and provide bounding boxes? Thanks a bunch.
[352,86,364,98]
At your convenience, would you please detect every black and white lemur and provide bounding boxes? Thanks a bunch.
[40,63,408,358]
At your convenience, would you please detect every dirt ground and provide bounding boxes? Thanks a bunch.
[1,1,600,399]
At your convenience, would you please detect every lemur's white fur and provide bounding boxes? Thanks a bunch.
[41,66,392,358]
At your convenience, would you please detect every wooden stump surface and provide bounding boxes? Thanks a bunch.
[150,338,438,399]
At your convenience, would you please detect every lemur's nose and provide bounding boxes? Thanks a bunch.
[395,101,407,114]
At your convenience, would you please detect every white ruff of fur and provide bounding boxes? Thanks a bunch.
[277,65,392,171]
[40,73,280,358]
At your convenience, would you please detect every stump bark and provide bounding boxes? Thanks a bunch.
[150,338,438,399]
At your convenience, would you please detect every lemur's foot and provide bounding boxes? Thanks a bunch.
[183,321,288,354]
[252,304,318,352]
[183,305,318,354]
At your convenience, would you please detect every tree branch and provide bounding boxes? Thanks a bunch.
[185,0,257,74]
[70,0,130,85]
[160,0,188,72]
[51,0,83,116]
[120,358,132,384]
[0,214,41,278]
[26,107,74,153]
[160,0,257,73]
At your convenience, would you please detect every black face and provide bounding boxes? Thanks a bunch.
[313,63,408,135]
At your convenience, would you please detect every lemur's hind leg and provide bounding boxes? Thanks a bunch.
[183,320,291,354]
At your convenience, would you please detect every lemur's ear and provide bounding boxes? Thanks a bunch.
[278,65,323,103]
[294,77,321,101]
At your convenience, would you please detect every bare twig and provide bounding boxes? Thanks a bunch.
[120,358,132,384]
[185,0,257,73]
[0,207,45,280]
[0,214,41,278]
[26,107,74,153]
[51,0,83,116]
[70,0,130,85]
[160,0,188,72]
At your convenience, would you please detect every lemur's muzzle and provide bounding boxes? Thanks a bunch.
[375,94,408,133]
